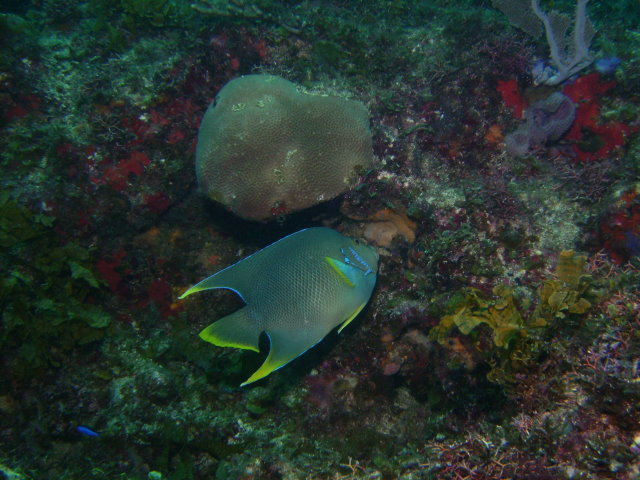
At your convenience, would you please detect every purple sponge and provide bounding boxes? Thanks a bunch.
[505,92,575,157]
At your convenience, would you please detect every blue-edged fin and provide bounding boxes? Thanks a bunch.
[179,262,252,300]
[338,302,367,334]
[199,306,260,352]
[325,257,359,287]
[241,329,323,386]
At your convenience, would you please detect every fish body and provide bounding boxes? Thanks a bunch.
[180,227,379,385]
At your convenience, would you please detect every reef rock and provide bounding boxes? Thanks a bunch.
[195,74,374,221]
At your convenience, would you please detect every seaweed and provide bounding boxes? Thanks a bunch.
[430,284,545,349]
[119,0,193,30]
[430,251,593,375]
[0,192,111,377]
[531,250,592,323]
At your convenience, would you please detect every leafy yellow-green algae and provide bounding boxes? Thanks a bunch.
[531,250,592,324]
[431,250,592,351]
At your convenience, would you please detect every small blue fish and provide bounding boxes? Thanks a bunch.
[595,57,621,76]
[77,426,100,437]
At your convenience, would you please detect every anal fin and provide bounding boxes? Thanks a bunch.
[199,306,260,352]
[242,329,319,386]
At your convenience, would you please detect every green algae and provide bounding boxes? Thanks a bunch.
[431,285,544,349]
[531,250,592,324]
[0,192,110,375]
[430,250,595,386]
[121,0,174,28]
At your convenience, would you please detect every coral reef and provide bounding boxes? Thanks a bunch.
[0,193,111,376]
[599,184,640,264]
[195,74,373,221]
[429,250,592,385]
[562,72,635,162]
[1,0,639,478]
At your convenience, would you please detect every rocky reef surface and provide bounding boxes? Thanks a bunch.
[1,0,640,478]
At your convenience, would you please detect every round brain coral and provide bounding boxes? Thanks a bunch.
[195,74,374,221]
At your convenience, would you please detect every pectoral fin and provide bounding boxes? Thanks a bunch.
[325,257,358,287]
[337,302,367,334]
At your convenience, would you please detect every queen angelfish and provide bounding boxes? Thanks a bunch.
[180,227,379,386]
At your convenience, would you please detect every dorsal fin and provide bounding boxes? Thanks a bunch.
[179,262,250,301]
